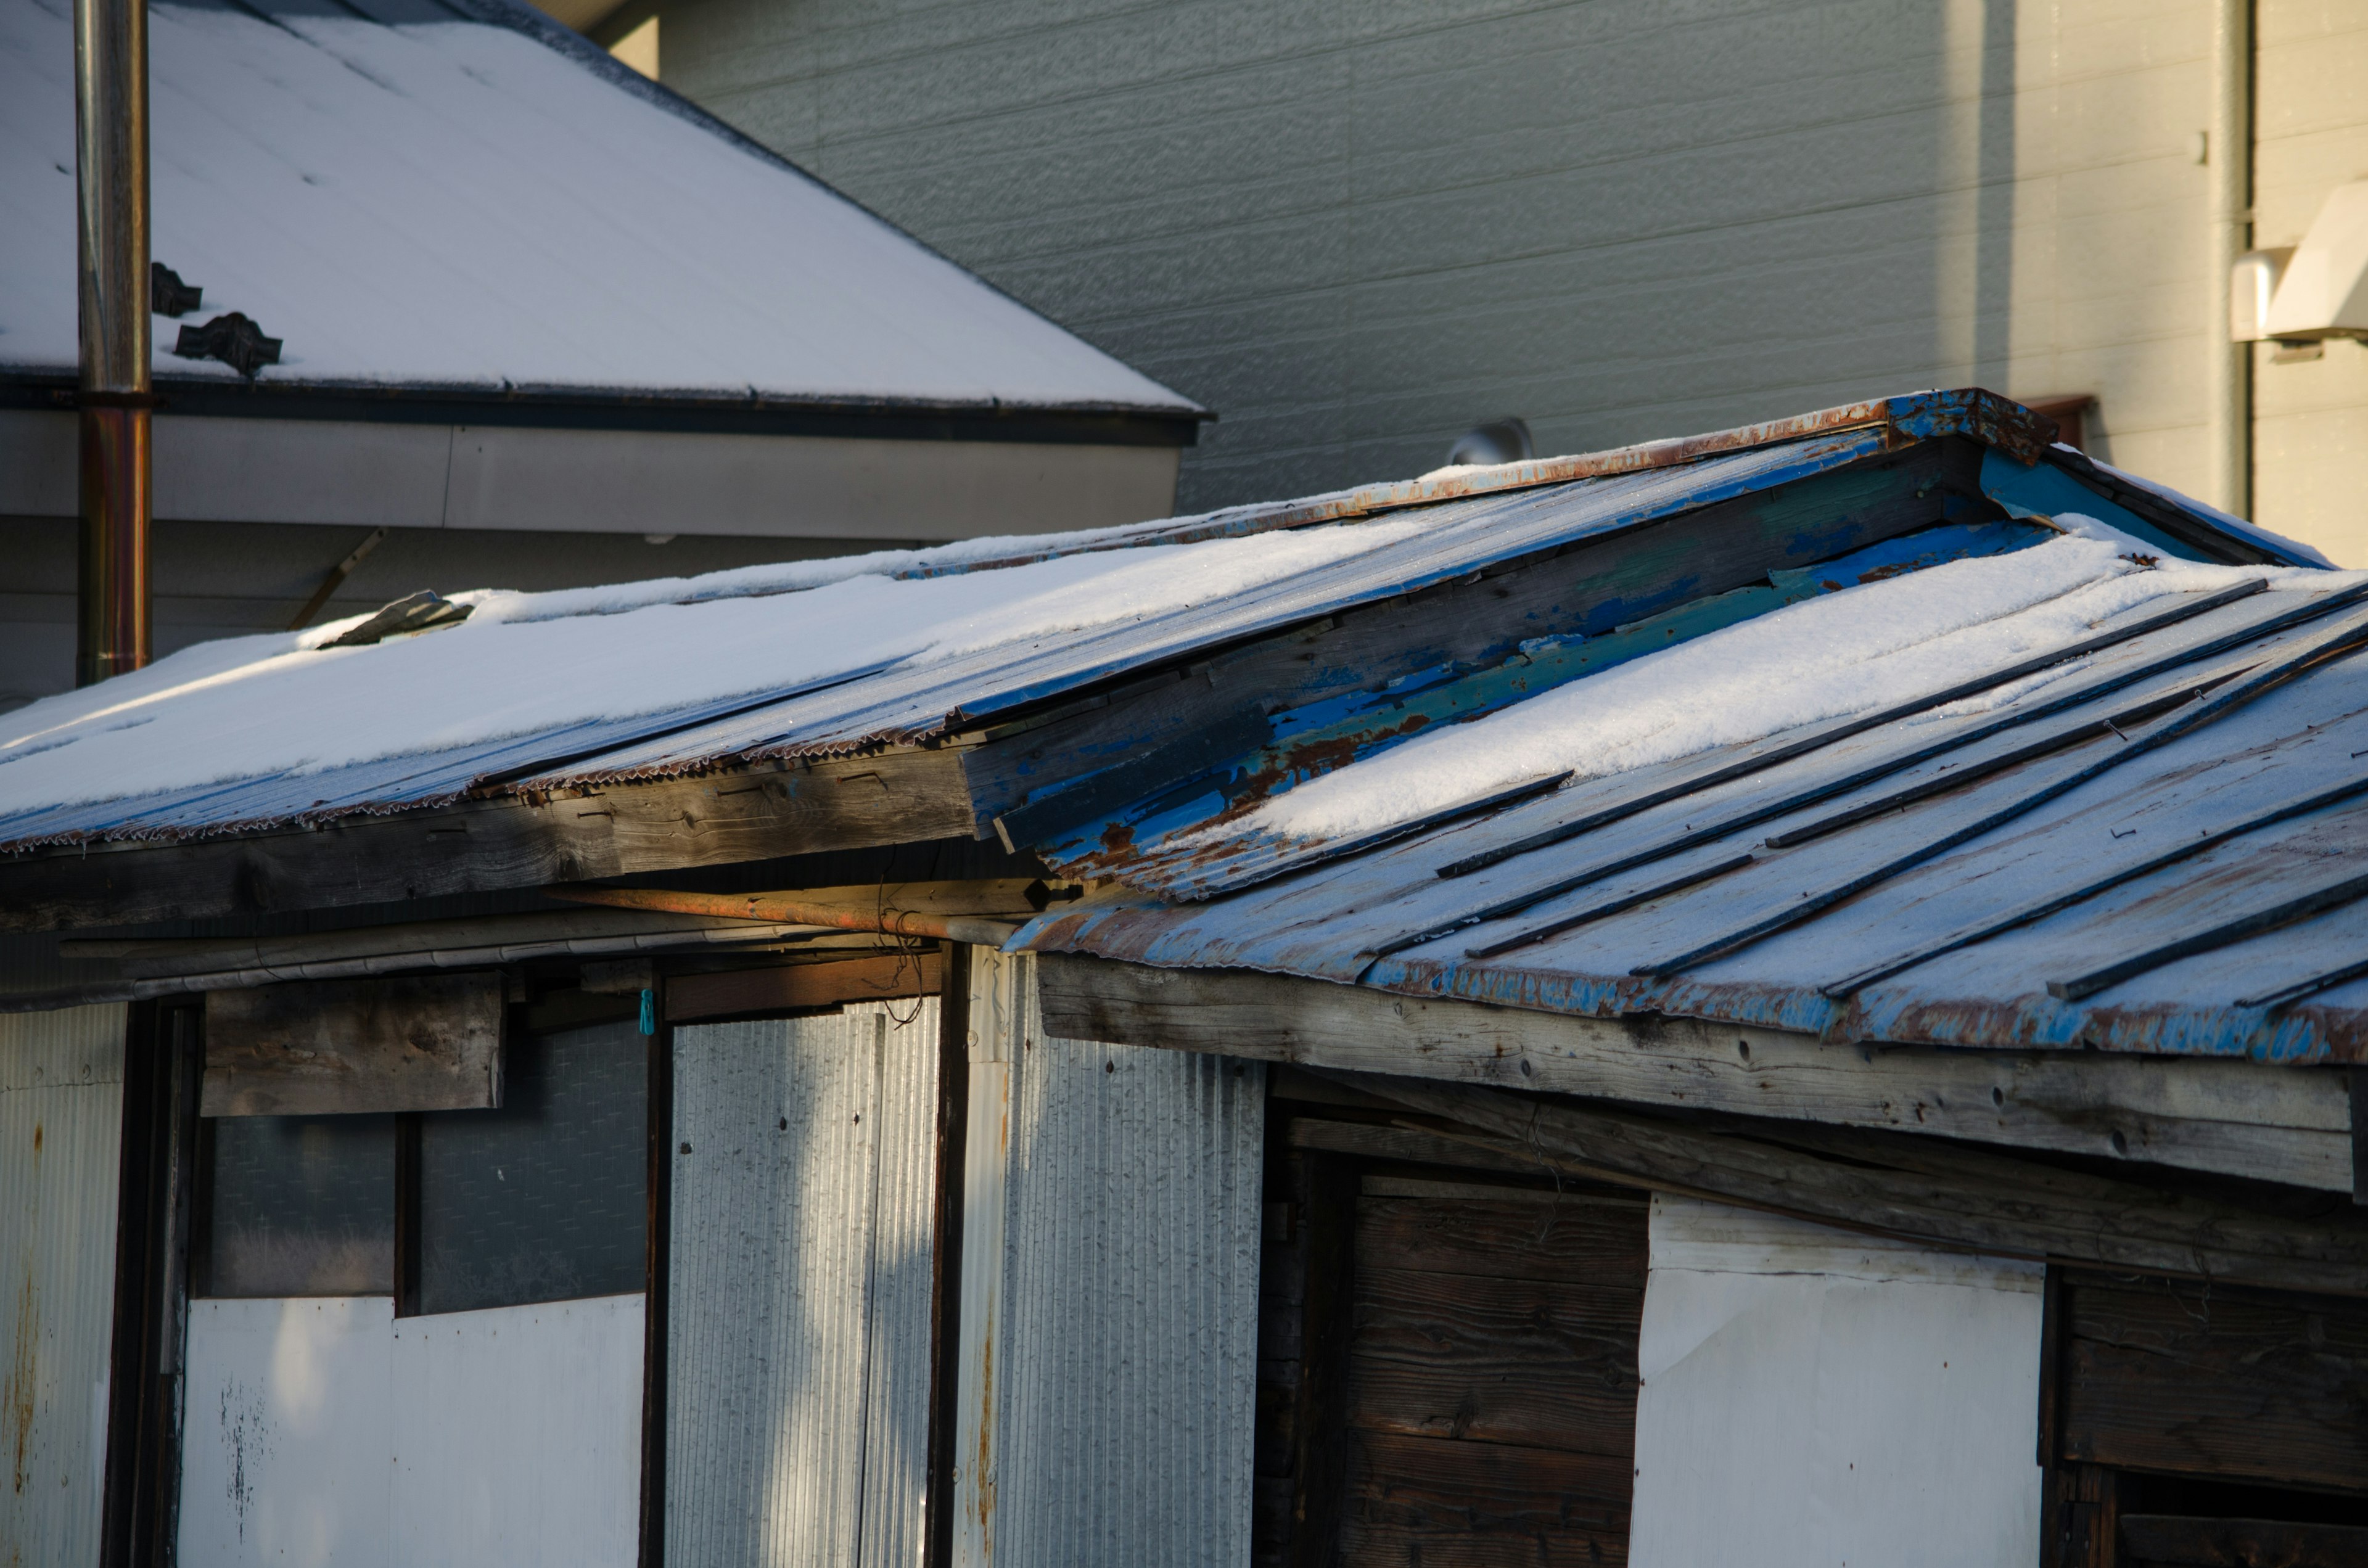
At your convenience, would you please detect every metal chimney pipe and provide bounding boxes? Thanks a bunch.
[73,0,152,686]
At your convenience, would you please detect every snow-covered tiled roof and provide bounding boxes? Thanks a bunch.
[0,0,1199,414]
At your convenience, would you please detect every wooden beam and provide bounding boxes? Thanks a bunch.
[1038,954,2353,1193]
[0,749,976,934]
[664,950,943,1024]
[1322,1069,2368,1297]
[202,972,504,1116]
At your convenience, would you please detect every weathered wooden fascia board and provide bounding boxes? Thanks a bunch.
[1329,1072,2368,1299]
[957,441,1979,836]
[0,750,976,934]
[1035,953,2353,1194]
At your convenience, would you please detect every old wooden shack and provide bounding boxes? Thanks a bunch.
[3,390,2364,1567]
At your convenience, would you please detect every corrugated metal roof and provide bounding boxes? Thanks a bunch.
[0,392,2304,853]
[1018,581,2368,1065]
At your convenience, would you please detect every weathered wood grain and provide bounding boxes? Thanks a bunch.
[202,971,503,1116]
[1358,1196,1647,1286]
[1290,1115,1568,1180]
[2120,1514,2368,1567]
[1040,953,2354,1191]
[1347,1352,1636,1455]
[1339,1430,1631,1568]
[1329,1072,2368,1297]
[2062,1275,2368,1492]
[664,950,943,1023]
[0,750,976,933]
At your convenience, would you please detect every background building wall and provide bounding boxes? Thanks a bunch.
[2251,1,2368,563]
[618,0,2368,560]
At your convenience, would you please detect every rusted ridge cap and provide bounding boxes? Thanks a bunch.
[876,389,2058,583]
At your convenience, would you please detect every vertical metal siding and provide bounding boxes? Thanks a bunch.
[0,1004,126,1568]
[665,1001,940,1568]
[956,950,1263,1568]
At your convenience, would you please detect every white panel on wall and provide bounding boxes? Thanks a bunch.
[666,1000,942,1568]
[179,1297,396,1568]
[178,1294,645,1568]
[0,1004,126,1568]
[1629,1196,2044,1568]
[955,949,1262,1568]
[390,1295,645,1567]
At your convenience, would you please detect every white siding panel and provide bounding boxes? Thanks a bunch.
[178,1294,644,1568]
[390,1295,645,1567]
[667,1001,941,1568]
[179,1297,395,1568]
[955,950,1262,1568]
[0,1004,125,1568]
[1629,1197,2044,1568]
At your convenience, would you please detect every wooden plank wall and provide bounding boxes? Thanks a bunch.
[2044,1268,2368,1566]
[1256,1088,1642,1567]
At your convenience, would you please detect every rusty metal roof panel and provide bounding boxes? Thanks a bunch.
[1016,585,2368,1064]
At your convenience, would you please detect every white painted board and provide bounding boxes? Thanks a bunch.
[178,1293,644,1568]
[1629,1197,2044,1568]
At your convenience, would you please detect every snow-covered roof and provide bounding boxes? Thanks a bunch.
[9,390,2364,1063]
[0,0,1198,415]
[0,392,2316,848]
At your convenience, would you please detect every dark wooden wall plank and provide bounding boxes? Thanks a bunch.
[1339,1430,1631,1568]
[2060,1277,2368,1493]
[664,950,943,1024]
[203,971,504,1116]
[1358,1195,1646,1287]
[2121,1514,2368,1567]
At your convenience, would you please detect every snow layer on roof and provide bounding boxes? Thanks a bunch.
[0,0,1192,409]
[1184,533,2340,850]
[0,512,1435,818]
[2078,453,2336,569]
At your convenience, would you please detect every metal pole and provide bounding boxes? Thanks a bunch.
[74,0,152,686]
[2205,0,2253,520]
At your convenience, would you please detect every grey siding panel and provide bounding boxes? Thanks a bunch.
[957,950,1262,1568]
[0,1004,127,1568]
[666,1001,940,1568]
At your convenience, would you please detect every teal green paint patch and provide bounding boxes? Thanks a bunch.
[1980,449,2200,560]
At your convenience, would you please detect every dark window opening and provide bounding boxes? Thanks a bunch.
[195,1009,646,1315]
[417,1021,647,1315]
[198,1114,397,1297]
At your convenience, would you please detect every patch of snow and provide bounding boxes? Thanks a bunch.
[0,0,1193,409]
[2074,452,2337,569]
[2043,510,2169,561]
[0,512,1435,818]
[1186,538,2345,848]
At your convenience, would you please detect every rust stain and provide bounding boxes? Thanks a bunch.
[972,1321,997,1545]
[7,1267,34,1496]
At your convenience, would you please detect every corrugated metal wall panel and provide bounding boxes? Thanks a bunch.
[0,1003,126,1568]
[666,1000,940,1568]
[956,950,1262,1568]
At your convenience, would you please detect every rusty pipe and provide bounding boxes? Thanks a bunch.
[74,0,152,686]
[547,886,1022,949]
